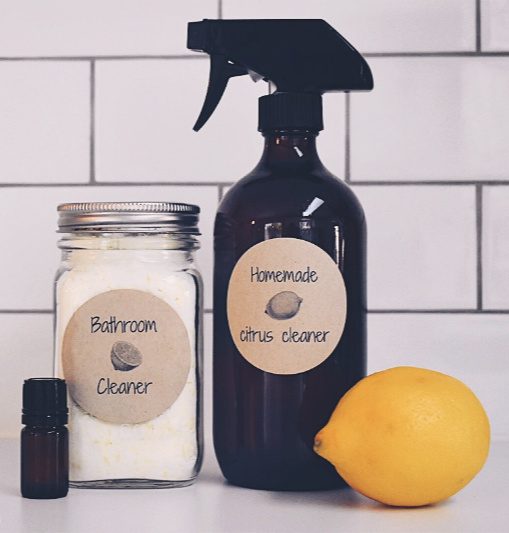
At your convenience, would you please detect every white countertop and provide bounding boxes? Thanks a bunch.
[1,439,507,533]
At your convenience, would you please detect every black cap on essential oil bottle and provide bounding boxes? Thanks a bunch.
[22,378,68,426]
[21,378,69,499]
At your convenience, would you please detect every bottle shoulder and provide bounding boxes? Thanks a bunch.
[218,167,365,225]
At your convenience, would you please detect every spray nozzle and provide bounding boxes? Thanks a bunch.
[187,19,373,132]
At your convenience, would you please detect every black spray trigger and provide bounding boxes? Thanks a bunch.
[188,19,373,132]
[193,55,247,131]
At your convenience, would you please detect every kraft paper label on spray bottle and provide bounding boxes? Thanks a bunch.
[227,238,347,375]
[62,289,191,424]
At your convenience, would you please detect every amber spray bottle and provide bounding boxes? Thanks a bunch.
[21,378,69,499]
[188,19,373,490]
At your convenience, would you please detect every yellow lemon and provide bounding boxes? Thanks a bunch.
[314,366,490,507]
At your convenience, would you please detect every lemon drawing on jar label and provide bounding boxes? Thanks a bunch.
[265,291,303,320]
[110,341,143,371]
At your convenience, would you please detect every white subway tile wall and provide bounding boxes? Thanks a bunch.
[354,186,477,309]
[481,0,509,51]
[483,186,509,308]
[0,1,217,57]
[0,62,90,183]
[0,315,53,438]
[351,57,509,181]
[0,2,507,440]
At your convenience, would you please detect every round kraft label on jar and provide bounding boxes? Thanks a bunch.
[227,238,347,375]
[62,289,191,424]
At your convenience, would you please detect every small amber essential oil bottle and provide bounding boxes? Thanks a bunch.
[21,378,69,499]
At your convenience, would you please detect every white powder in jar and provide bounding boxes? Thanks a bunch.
[55,247,200,483]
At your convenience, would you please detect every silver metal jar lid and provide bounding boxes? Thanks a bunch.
[57,202,200,236]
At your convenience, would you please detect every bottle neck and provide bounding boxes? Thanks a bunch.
[259,130,323,170]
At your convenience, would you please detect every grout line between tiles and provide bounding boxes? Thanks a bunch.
[364,51,509,58]
[218,0,223,19]
[3,180,509,188]
[350,180,509,186]
[217,185,224,202]
[476,0,482,52]
[89,61,96,184]
[344,93,351,183]
[476,185,483,310]
[0,310,54,314]
[0,181,234,188]
[0,55,208,61]
[1,52,509,62]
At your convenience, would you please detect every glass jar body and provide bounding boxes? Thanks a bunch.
[54,234,203,488]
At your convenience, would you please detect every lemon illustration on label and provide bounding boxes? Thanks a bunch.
[110,341,143,372]
[265,291,303,320]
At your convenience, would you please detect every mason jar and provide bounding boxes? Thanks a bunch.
[54,202,203,488]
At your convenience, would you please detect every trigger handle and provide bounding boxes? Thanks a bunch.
[193,55,247,131]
